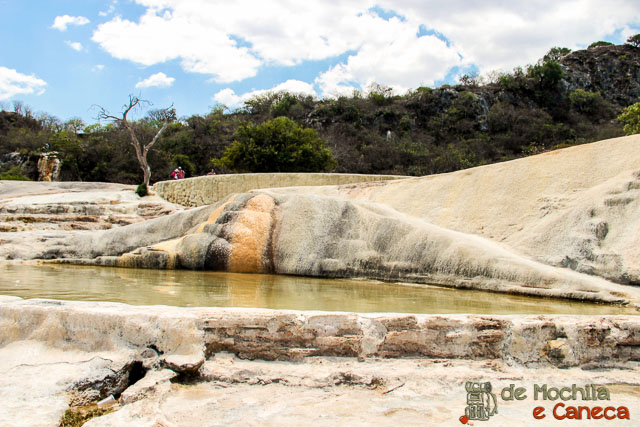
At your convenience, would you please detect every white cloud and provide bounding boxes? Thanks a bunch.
[213,79,317,107]
[135,72,175,88]
[92,11,261,83]
[0,66,47,100]
[315,12,462,96]
[92,0,640,91]
[92,64,105,72]
[99,0,118,17]
[65,41,84,52]
[375,0,640,74]
[51,15,90,31]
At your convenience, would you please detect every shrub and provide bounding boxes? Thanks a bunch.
[617,102,640,135]
[0,165,32,181]
[135,183,148,197]
[542,47,572,63]
[569,89,612,118]
[588,41,614,49]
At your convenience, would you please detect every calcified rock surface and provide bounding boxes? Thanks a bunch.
[1,137,640,306]
[1,296,639,426]
[0,181,183,232]
[269,135,640,287]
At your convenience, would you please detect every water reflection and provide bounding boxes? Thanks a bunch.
[0,263,636,315]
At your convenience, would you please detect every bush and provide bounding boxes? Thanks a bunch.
[527,60,564,89]
[569,89,612,118]
[588,41,614,49]
[214,116,335,172]
[135,183,148,197]
[0,165,32,181]
[617,102,640,135]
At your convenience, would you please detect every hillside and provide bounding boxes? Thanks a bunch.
[1,41,640,183]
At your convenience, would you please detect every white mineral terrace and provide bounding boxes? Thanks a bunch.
[0,296,639,426]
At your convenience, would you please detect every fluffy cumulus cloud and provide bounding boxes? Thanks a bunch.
[92,0,640,94]
[51,15,90,31]
[0,67,47,100]
[135,72,175,88]
[213,79,317,107]
[374,0,640,75]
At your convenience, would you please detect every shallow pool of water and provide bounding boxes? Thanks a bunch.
[0,263,636,315]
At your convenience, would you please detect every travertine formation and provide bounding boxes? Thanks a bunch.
[1,296,639,425]
[1,296,639,366]
[1,135,640,425]
[0,181,182,232]
[269,135,640,286]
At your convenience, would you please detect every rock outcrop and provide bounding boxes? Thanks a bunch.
[37,152,61,181]
[0,181,183,232]
[561,44,640,107]
[2,297,639,366]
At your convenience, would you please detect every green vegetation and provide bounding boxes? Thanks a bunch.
[542,47,571,63]
[617,102,640,135]
[59,407,112,427]
[214,116,335,172]
[626,34,640,48]
[1,40,637,182]
[135,182,148,197]
[589,41,614,49]
[0,165,32,180]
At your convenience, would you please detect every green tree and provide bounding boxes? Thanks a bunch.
[542,47,571,63]
[627,34,640,47]
[215,116,335,172]
[617,102,640,135]
[527,60,564,89]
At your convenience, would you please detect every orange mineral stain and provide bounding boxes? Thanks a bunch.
[228,194,275,273]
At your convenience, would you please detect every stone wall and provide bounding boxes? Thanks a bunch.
[152,173,407,207]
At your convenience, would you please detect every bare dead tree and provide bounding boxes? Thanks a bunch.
[96,95,176,187]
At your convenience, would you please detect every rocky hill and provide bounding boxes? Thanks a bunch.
[1,42,640,182]
[562,44,640,106]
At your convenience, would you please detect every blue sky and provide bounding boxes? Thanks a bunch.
[1,0,639,125]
